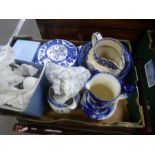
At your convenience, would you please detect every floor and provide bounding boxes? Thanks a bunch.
[0,115,18,134]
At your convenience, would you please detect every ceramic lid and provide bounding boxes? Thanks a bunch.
[36,39,78,67]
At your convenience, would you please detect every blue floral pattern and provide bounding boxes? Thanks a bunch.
[93,52,122,70]
[80,91,117,120]
[35,39,78,67]
[48,92,80,113]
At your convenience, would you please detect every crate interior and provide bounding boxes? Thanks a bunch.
[13,37,143,128]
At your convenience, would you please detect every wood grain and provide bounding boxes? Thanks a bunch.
[37,19,155,45]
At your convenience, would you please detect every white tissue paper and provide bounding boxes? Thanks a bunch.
[0,45,15,66]
[0,65,24,88]
[13,64,38,76]
[45,63,91,103]
[0,87,34,110]
[0,45,38,110]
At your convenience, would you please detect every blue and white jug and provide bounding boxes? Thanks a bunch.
[48,87,80,113]
[81,73,135,120]
[86,32,127,76]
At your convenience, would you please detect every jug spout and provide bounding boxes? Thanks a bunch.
[85,81,91,91]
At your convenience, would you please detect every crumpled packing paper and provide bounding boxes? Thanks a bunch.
[0,45,15,66]
[45,63,91,103]
[0,45,38,110]
[13,63,38,77]
[0,65,24,88]
[0,87,35,110]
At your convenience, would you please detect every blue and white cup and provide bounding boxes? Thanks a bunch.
[92,32,125,73]
[48,88,80,113]
[81,73,135,120]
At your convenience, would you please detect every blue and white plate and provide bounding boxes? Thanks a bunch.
[35,39,78,67]
[78,41,133,80]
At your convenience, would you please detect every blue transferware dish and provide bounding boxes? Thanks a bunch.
[35,39,78,67]
[78,41,132,81]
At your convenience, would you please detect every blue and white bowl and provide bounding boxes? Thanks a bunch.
[35,39,78,67]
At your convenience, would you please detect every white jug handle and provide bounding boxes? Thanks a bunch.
[117,93,128,101]
[92,32,103,47]
[118,83,136,101]
[64,98,78,110]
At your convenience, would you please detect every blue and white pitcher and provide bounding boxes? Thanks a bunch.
[81,73,135,120]
[87,32,126,76]
[48,87,80,113]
